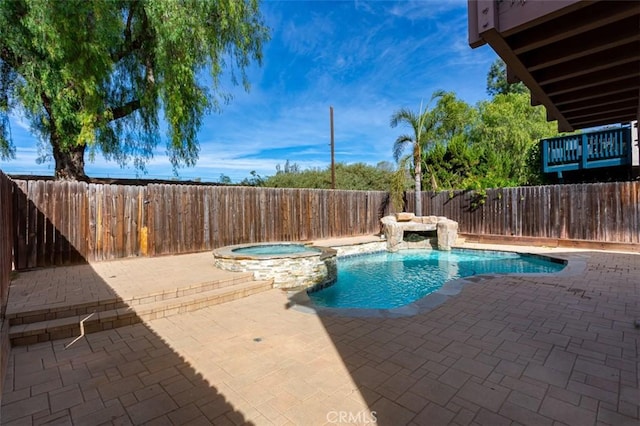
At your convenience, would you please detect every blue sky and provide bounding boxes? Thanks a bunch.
[1,0,497,182]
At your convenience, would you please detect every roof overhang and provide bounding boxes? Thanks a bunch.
[468,0,640,132]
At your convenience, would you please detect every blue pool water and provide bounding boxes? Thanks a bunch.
[308,249,565,309]
[232,244,320,256]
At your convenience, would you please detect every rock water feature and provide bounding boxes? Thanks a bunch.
[213,215,457,291]
[380,213,458,251]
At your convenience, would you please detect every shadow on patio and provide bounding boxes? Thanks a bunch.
[1,237,255,424]
[308,250,640,425]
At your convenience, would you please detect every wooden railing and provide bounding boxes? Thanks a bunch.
[542,125,632,178]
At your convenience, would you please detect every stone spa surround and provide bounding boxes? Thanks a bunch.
[213,243,337,290]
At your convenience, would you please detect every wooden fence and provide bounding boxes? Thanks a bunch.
[0,172,11,318]
[408,181,640,243]
[10,179,394,268]
[0,171,13,401]
[5,177,640,270]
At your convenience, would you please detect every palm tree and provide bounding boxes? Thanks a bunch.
[390,90,445,216]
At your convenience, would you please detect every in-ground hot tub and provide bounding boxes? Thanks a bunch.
[212,242,337,289]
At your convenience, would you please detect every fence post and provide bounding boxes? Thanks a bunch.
[581,133,589,169]
[0,171,13,407]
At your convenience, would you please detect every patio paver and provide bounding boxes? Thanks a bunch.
[1,242,639,425]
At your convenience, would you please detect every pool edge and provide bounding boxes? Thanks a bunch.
[287,248,587,318]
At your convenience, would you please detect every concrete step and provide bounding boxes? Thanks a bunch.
[9,279,273,346]
[7,271,256,326]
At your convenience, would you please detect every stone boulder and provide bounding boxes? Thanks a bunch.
[380,214,458,251]
[395,212,415,222]
[437,219,458,250]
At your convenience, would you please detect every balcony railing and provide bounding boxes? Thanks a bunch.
[541,125,632,178]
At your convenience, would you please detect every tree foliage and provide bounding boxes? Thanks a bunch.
[471,92,556,186]
[0,0,269,179]
[430,91,477,146]
[423,92,557,191]
[260,162,394,191]
[486,58,528,97]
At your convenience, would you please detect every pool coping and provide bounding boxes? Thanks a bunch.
[285,248,588,318]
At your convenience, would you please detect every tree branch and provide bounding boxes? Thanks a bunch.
[0,47,23,69]
[40,92,53,120]
[124,6,133,43]
[108,99,140,122]
[111,4,148,63]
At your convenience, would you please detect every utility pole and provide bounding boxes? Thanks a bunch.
[330,106,335,189]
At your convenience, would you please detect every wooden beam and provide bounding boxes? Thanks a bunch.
[524,19,640,73]
[571,109,638,125]
[467,0,484,48]
[637,87,640,125]
[561,94,638,114]
[572,116,638,130]
[510,2,640,54]
[553,81,639,106]
[494,0,585,36]
[535,43,640,85]
[565,105,637,121]
[506,66,521,84]
[475,0,497,35]
[543,64,639,97]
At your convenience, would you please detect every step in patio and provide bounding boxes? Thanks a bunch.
[7,271,257,326]
[9,278,273,346]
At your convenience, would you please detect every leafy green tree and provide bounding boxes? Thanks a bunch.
[218,173,232,184]
[424,134,481,190]
[420,92,478,190]
[486,59,527,97]
[275,160,301,175]
[430,92,476,146]
[390,90,445,215]
[239,170,264,187]
[262,162,394,191]
[470,92,556,187]
[418,65,555,193]
[0,0,269,179]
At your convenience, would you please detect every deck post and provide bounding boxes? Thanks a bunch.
[632,120,639,167]
[632,120,639,178]
[581,133,589,169]
[541,139,550,173]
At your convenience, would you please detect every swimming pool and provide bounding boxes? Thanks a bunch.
[307,249,565,309]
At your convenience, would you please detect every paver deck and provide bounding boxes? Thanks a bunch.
[6,252,249,314]
[2,240,639,425]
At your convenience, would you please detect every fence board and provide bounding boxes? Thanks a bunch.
[0,172,12,313]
